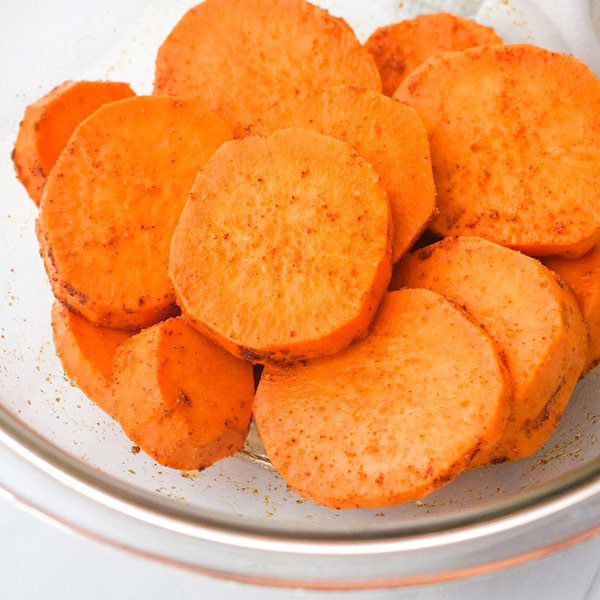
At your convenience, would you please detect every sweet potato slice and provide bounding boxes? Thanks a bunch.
[544,245,600,375]
[51,301,131,416]
[12,80,135,205]
[365,12,502,96]
[395,44,600,258]
[169,128,391,364]
[254,289,511,509]
[111,316,254,470]
[252,85,435,262]
[153,0,380,136]
[391,236,588,464]
[37,96,232,330]
[490,379,572,463]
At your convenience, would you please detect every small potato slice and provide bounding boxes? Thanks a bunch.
[37,96,232,329]
[365,12,501,95]
[52,301,131,416]
[111,316,254,470]
[13,80,134,205]
[154,0,381,135]
[544,245,600,375]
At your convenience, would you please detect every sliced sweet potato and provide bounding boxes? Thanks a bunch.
[251,85,435,262]
[170,128,392,364]
[365,12,502,96]
[395,44,600,258]
[37,96,232,330]
[391,236,588,464]
[490,378,573,463]
[153,0,380,136]
[254,288,511,509]
[51,301,131,416]
[111,316,254,470]
[544,245,600,375]
[12,80,135,205]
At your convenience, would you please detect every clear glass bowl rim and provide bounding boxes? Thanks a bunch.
[2,402,600,547]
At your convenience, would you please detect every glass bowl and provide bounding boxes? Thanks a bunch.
[2,0,600,589]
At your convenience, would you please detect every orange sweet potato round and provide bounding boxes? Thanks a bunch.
[111,316,254,470]
[254,288,511,509]
[51,301,131,416]
[37,96,232,330]
[365,12,502,95]
[544,245,600,375]
[392,236,588,464]
[154,0,381,136]
[395,44,600,258]
[170,128,392,364]
[13,80,135,205]
[252,85,435,262]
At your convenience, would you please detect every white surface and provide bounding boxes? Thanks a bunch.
[2,492,600,599]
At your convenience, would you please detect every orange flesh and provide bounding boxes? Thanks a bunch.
[392,236,588,464]
[111,316,254,470]
[12,80,135,205]
[51,301,131,416]
[365,12,502,96]
[254,289,511,509]
[544,245,600,375]
[395,44,600,258]
[170,128,392,364]
[37,96,232,329]
[153,0,381,135]
[252,84,436,262]
[487,374,574,464]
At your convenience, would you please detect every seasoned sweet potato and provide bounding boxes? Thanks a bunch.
[391,236,588,464]
[51,301,130,416]
[490,379,573,462]
[12,80,134,205]
[544,245,600,375]
[252,85,435,262]
[111,316,254,470]
[395,44,600,257]
[37,96,232,329]
[254,289,511,508]
[365,12,501,95]
[170,128,392,364]
[153,0,380,135]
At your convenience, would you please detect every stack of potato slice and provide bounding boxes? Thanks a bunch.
[12,0,600,509]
